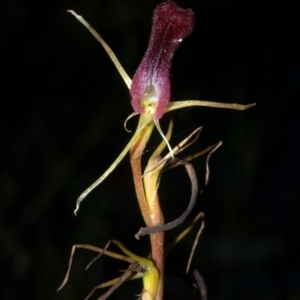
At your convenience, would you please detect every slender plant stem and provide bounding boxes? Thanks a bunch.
[130,115,165,300]
[144,156,165,300]
[130,131,153,226]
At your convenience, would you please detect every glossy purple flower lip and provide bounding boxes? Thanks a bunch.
[130,1,194,120]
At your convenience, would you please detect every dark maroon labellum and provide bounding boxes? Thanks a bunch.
[130,0,194,119]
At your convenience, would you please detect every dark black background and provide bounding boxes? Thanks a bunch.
[1,0,299,299]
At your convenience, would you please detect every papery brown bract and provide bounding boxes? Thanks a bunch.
[130,1,194,120]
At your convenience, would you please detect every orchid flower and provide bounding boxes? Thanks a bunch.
[61,3,254,299]
[68,1,254,215]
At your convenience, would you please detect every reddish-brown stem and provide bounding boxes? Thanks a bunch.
[143,158,165,300]
[149,231,164,300]
[130,127,153,227]
[130,116,165,300]
[145,154,166,299]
